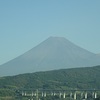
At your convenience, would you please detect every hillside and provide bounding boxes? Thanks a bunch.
[0,65,100,90]
[0,37,100,76]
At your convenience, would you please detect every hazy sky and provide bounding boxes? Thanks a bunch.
[0,0,100,65]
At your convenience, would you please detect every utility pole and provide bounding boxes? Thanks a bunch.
[36,89,38,100]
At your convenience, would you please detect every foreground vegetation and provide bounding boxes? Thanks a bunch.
[0,65,100,99]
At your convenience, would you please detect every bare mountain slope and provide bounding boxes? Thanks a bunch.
[0,37,100,76]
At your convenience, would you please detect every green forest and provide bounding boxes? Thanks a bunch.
[0,65,100,100]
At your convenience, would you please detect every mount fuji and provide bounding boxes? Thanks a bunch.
[0,37,100,76]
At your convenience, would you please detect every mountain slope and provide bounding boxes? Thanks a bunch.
[0,65,100,89]
[0,37,100,76]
